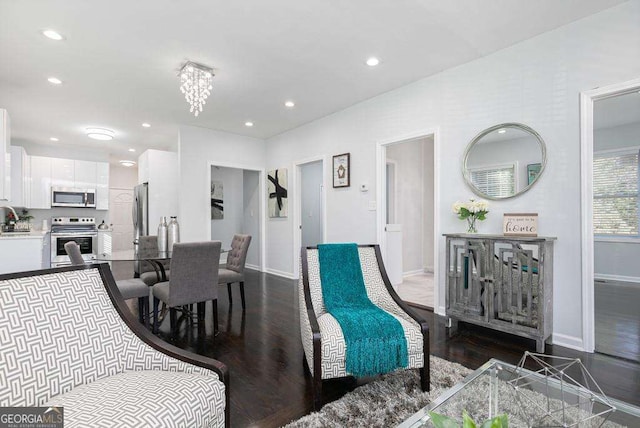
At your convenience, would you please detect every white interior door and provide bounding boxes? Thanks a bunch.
[109,188,134,251]
[300,160,323,248]
[385,160,403,286]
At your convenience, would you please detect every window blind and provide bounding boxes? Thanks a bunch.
[470,166,515,198]
[593,150,639,236]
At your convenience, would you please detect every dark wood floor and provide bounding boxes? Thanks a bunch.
[115,265,640,428]
[595,280,640,362]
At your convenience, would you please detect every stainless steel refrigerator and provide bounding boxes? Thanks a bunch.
[132,183,149,275]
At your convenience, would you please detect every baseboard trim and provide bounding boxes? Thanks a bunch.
[552,333,585,352]
[402,269,425,278]
[594,273,640,284]
[266,268,296,280]
[246,263,261,271]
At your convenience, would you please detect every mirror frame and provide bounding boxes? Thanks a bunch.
[462,122,547,200]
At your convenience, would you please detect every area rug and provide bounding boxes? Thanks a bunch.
[283,356,471,428]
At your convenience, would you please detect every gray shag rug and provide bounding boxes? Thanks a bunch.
[283,356,471,428]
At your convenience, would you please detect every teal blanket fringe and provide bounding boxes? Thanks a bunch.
[317,243,408,377]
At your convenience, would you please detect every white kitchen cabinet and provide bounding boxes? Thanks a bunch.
[138,149,179,225]
[75,160,97,190]
[0,146,29,207]
[0,109,11,201]
[29,156,52,209]
[96,162,109,210]
[51,158,74,188]
[0,235,46,274]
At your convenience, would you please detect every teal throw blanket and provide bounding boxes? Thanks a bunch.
[317,243,408,377]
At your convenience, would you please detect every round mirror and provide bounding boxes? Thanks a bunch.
[462,123,546,200]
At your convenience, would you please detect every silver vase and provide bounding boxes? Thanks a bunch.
[157,216,168,253]
[167,216,180,251]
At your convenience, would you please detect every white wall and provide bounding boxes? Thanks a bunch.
[593,120,640,281]
[387,138,428,274]
[178,125,265,243]
[109,164,138,189]
[264,1,640,349]
[243,170,260,267]
[300,160,323,248]
[211,166,243,247]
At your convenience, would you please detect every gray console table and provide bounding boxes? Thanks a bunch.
[444,234,556,352]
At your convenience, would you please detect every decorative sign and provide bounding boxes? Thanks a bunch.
[333,153,350,188]
[503,213,538,236]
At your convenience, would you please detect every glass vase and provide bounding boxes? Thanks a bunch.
[466,216,477,234]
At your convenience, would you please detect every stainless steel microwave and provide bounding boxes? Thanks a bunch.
[51,187,96,208]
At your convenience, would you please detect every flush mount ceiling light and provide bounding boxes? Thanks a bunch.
[119,160,136,167]
[285,101,295,108]
[47,77,62,85]
[141,122,151,128]
[128,148,136,152]
[179,61,214,117]
[366,57,380,67]
[498,129,506,134]
[86,127,114,141]
[244,121,254,127]
[41,29,64,41]
[50,137,59,142]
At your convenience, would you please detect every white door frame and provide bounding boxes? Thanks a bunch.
[376,128,442,314]
[206,161,267,272]
[292,155,328,279]
[580,77,640,352]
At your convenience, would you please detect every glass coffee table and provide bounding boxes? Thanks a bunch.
[399,359,640,427]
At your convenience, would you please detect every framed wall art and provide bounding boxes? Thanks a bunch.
[527,163,542,185]
[211,180,224,220]
[333,153,350,188]
[268,168,288,218]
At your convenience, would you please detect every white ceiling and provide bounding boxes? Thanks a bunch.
[0,0,627,162]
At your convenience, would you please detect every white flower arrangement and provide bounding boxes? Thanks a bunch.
[452,199,489,233]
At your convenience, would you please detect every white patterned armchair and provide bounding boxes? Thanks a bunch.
[299,245,429,410]
[0,263,229,427]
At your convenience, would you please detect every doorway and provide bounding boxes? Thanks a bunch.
[209,165,262,270]
[378,133,437,310]
[108,187,134,251]
[293,156,326,278]
[580,77,640,357]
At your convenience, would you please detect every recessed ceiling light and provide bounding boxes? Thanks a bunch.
[285,101,295,108]
[47,77,62,85]
[366,57,380,67]
[41,29,64,41]
[119,160,136,167]
[86,128,114,141]
[498,129,506,134]
[141,123,151,128]
[245,121,254,127]
[49,137,59,142]
[128,148,136,152]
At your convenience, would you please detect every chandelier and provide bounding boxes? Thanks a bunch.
[179,61,214,117]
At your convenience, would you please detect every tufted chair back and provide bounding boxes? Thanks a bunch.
[137,235,170,273]
[167,241,221,307]
[64,241,85,265]
[226,235,252,274]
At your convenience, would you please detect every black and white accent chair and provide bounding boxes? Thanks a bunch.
[299,244,430,410]
[218,234,252,309]
[65,240,151,325]
[0,263,229,427]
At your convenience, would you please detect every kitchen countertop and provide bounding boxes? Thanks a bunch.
[0,231,48,239]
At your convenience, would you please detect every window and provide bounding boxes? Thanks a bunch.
[593,149,639,236]
[470,164,515,198]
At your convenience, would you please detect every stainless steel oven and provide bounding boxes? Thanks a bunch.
[50,217,98,267]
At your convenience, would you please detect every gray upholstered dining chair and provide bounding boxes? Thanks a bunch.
[66,240,150,324]
[152,241,222,335]
[138,235,170,285]
[64,241,85,265]
[218,234,252,309]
